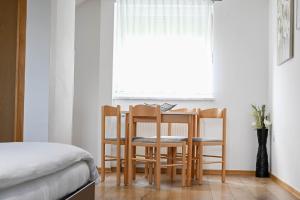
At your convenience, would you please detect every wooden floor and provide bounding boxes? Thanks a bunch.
[96,173,299,200]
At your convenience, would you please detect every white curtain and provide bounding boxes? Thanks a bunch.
[113,0,214,99]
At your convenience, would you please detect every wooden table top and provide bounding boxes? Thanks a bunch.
[121,111,198,115]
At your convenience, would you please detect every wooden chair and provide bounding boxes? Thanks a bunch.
[166,108,189,181]
[193,108,227,184]
[128,105,187,189]
[145,108,188,181]
[166,108,199,180]
[101,105,125,186]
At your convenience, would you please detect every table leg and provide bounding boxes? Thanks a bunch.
[171,147,176,181]
[191,145,195,180]
[124,114,129,186]
[187,115,194,186]
[167,147,172,179]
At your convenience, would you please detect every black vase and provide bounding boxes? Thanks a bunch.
[256,129,269,177]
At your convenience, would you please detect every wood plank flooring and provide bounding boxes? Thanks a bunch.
[96,173,299,200]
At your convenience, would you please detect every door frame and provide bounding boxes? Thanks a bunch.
[14,0,27,142]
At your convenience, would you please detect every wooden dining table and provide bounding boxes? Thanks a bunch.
[123,111,198,187]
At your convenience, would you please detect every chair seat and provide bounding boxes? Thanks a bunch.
[193,137,222,142]
[105,137,126,142]
[133,136,187,143]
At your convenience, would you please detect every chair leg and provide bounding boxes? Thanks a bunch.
[196,145,200,181]
[145,147,149,178]
[101,142,105,182]
[124,145,128,185]
[128,144,133,186]
[152,148,156,185]
[182,145,186,187]
[222,144,226,183]
[155,147,161,190]
[133,146,136,180]
[192,145,195,180]
[149,147,153,185]
[116,143,121,186]
[153,161,156,184]
[198,143,203,185]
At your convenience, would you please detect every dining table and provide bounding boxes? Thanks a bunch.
[122,110,198,187]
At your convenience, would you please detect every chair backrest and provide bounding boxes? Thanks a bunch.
[197,108,227,141]
[129,105,161,146]
[101,105,121,141]
[130,105,160,117]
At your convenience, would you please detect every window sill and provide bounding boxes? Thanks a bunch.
[112,96,216,101]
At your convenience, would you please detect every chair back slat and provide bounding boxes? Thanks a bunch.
[129,105,161,140]
[131,104,160,117]
[198,108,224,118]
[102,105,120,117]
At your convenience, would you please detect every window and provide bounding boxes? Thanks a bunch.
[113,0,214,100]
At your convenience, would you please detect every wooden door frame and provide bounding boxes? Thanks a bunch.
[14,0,27,142]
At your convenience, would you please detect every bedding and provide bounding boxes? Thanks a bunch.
[0,142,99,199]
[0,161,90,200]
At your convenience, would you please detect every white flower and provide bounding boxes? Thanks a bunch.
[251,122,257,127]
[264,119,272,127]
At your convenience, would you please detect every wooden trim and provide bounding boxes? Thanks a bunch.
[14,0,27,142]
[271,174,300,199]
[204,170,255,176]
[99,167,255,176]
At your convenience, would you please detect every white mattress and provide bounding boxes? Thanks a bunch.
[0,143,98,189]
[0,161,90,200]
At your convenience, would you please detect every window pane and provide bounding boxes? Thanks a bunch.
[113,0,214,99]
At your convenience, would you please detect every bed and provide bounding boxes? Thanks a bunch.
[0,143,99,200]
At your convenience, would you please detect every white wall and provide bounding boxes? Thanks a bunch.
[73,0,101,165]
[24,0,50,142]
[100,0,269,170]
[49,0,76,144]
[269,0,300,191]
[73,0,114,165]
[73,0,114,167]
[99,0,114,107]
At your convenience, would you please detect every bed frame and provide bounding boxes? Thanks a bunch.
[64,181,95,200]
